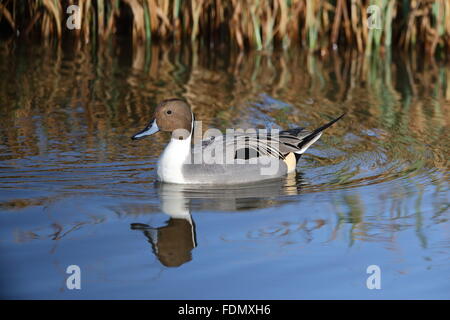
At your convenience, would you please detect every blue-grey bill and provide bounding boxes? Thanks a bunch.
[131,120,160,140]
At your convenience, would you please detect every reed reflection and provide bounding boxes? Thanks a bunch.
[1,42,447,176]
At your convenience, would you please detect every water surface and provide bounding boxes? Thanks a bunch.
[0,42,448,299]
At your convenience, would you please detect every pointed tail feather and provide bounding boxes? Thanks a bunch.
[297,113,345,151]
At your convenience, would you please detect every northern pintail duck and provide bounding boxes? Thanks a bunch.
[132,99,344,185]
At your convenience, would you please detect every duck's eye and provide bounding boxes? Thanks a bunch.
[166,110,172,115]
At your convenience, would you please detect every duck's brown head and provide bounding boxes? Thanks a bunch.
[131,99,193,140]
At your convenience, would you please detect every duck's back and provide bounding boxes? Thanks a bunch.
[183,134,289,185]
[181,157,288,185]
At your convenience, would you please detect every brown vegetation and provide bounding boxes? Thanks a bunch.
[1,1,450,55]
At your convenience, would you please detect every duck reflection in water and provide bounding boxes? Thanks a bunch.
[131,172,304,267]
[131,220,196,268]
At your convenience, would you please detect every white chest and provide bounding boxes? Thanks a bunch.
[157,137,191,184]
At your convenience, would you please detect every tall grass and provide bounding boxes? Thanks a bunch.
[1,0,450,55]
